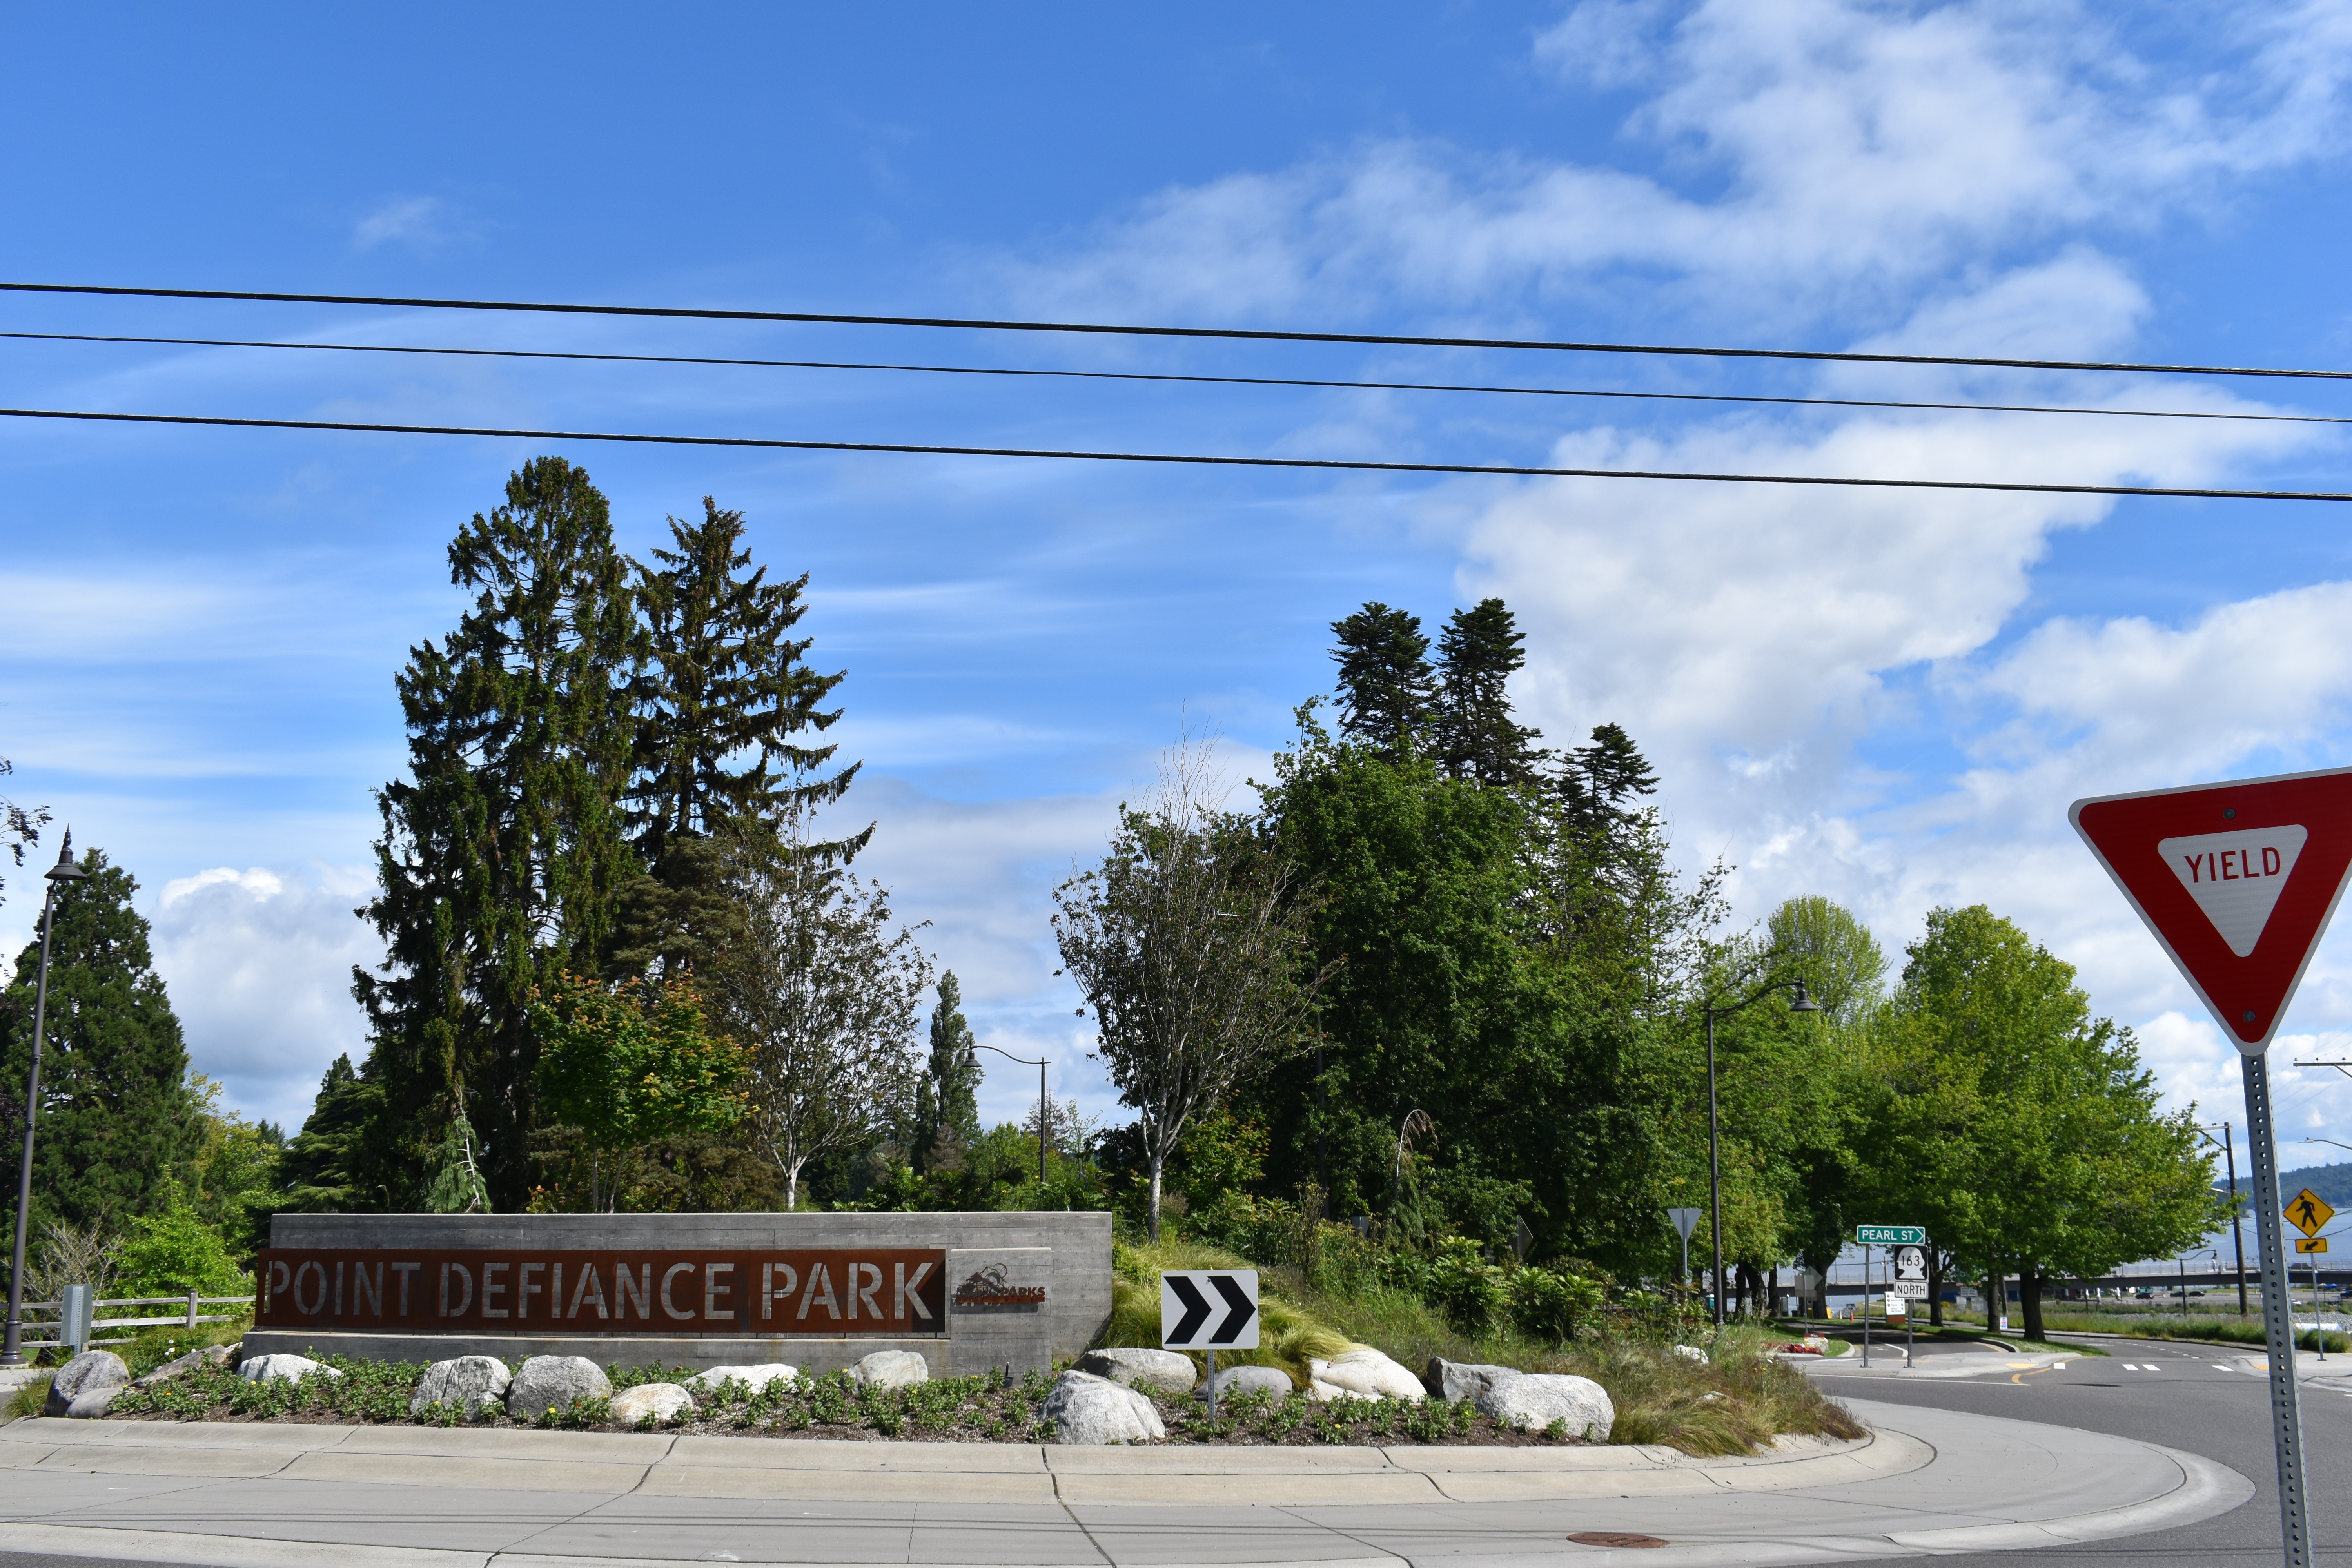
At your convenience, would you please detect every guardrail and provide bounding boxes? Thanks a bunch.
[11,1288,254,1352]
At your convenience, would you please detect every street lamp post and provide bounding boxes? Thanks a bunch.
[1702,976,1822,1330]
[966,1042,1051,1190]
[3,835,86,1367]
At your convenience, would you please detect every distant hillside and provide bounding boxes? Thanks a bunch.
[2226,1161,2352,1213]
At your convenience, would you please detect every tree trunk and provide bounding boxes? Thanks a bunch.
[785,1160,801,1212]
[1147,1153,1164,1242]
[1769,1265,1779,1320]
[1927,1248,1945,1328]
[2021,1262,2046,1343]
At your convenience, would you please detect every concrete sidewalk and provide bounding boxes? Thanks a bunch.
[0,1397,2248,1568]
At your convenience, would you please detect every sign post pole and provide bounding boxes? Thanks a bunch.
[1862,1246,1872,1369]
[2245,1053,2313,1568]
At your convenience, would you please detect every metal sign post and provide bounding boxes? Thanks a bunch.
[1862,1246,1873,1368]
[2246,1055,2314,1568]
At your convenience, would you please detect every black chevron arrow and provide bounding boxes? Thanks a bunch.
[1165,1273,1211,1345]
[1209,1272,1257,1344]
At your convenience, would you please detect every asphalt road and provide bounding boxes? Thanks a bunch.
[1811,1334,2352,1565]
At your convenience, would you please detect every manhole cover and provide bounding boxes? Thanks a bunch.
[1567,1532,1667,1548]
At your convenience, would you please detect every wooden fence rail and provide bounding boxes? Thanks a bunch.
[11,1290,255,1351]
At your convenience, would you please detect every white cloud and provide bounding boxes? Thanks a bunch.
[1016,0,2352,329]
[147,865,381,1133]
[351,195,466,253]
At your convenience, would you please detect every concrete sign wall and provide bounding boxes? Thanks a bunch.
[245,1210,1111,1376]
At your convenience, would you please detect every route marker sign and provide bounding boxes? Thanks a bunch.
[1160,1269,1259,1350]
[1855,1225,1925,1246]
[2298,1237,2330,1255]
[2072,767,2352,1054]
[2287,1189,2335,1237]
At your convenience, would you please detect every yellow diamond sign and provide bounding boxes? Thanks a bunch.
[2287,1188,2335,1237]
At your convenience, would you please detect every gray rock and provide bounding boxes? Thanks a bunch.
[1193,1364,1294,1401]
[1423,1357,1517,1403]
[1041,1370,1165,1443]
[851,1350,929,1388]
[610,1382,695,1426]
[685,1363,799,1396]
[44,1351,129,1416]
[64,1385,122,1419]
[408,1355,509,1417]
[1309,1348,1425,1401]
[1074,1348,1198,1394]
[1473,1370,1615,1441]
[505,1355,610,1419]
[134,1343,236,1388]
[240,1353,343,1385]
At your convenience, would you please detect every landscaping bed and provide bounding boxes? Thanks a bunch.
[105,1359,1602,1446]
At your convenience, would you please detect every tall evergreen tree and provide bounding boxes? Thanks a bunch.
[1432,598,1543,786]
[278,1054,382,1212]
[0,848,198,1259]
[913,971,983,1172]
[1330,603,1436,759]
[616,499,868,978]
[353,457,640,1210]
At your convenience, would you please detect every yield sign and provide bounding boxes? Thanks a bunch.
[2072,766,2352,1053]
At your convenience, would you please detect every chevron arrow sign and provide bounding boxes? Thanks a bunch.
[1160,1269,1259,1349]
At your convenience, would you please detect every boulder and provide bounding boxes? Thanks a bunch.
[506,1355,611,1419]
[1074,1348,1198,1395]
[1308,1348,1425,1402]
[1423,1358,1517,1403]
[610,1383,695,1426]
[1193,1364,1294,1401]
[1473,1371,1615,1441]
[135,1343,239,1388]
[1041,1370,1165,1444]
[65,1386,122,1419]
[407,1355,509,1417]
[240,1353,342,1385]
[685,1363,799,1396]
[851,1350,929,1388]
[44,1351,129,1416]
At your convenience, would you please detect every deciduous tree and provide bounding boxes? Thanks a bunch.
[711,813,929,1209]
[1054,742,1332,1240]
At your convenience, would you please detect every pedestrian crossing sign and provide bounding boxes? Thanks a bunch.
[2287,1188,2335,1237]
[2299,1237,2330,1254]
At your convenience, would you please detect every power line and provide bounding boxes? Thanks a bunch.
[9,329,2348,428]
[3,404,2345,502]
[5,280,2348,384]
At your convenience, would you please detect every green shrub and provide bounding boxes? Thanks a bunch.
[1423,1238,1506,1334]
[1507,1264,1605,1342]
[115,1185,249,1300]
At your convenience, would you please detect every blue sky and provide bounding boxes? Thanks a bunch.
[8,1,2352,1166]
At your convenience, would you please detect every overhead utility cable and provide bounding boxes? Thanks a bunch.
[4,281,2347,383]
[2,405,2343,503]
[6,330,2343,428]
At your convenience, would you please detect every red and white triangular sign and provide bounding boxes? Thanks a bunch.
[2072,766,2352,1054]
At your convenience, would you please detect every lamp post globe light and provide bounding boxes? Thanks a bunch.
[965,1042,1051,1190]
[3,833,87,1367]
[1702,976,1821,1331]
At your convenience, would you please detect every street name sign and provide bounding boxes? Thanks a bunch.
[1855,1225,1925,1246]
[1161,1270,1259,1349]
[2298,1238,2330,1255]
[2287,1189,2335,1237]
[2071,767,2352,1053]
